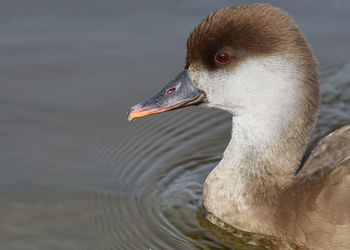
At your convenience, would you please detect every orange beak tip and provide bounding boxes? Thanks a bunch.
[127,112,135,122]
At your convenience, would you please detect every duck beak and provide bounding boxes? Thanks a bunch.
[128,70,205,121]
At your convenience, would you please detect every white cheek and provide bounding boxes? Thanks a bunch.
[189,55,303,141]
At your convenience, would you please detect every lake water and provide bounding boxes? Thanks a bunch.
[1,0,349,249]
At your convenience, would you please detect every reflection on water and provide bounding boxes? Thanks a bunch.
[0,0,349,249]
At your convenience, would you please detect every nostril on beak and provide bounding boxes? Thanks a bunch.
[166,87,176,94]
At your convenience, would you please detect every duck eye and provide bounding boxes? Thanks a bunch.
[215,51,231,64]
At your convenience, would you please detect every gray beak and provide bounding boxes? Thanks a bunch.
[128,70,205,121]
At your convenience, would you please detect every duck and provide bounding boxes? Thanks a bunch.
[127,3,350,249]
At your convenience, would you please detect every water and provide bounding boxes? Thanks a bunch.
[1,0,349,249]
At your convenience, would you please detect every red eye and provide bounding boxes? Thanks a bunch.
[215,51,231,64]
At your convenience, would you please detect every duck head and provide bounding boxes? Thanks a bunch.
[128,3,319,130]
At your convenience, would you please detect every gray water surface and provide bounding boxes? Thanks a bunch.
[1,0,350,249]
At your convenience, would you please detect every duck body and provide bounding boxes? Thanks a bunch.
[204,125,350,249]
[128,3,350,249]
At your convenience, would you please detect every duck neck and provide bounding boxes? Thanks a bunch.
[221,114,302,197]
[203,101,317,219]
